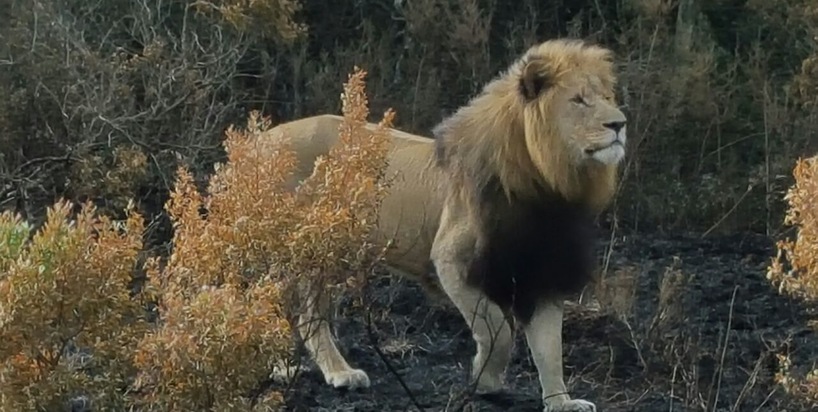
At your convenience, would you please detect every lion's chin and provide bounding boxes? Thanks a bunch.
[589,143,625,165]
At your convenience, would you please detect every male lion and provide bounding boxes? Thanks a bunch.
[264,38,626,412]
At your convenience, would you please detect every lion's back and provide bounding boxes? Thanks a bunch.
[263,114,446,277]
[262,114,348,188]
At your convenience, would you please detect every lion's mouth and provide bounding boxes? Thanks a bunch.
[585,140,623,155]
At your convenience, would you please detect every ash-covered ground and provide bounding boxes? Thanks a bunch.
[278,232,818,412]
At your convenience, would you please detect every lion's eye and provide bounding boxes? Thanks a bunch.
[570,94,588,106]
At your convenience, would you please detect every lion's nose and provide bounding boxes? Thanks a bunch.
[603,121,626,133]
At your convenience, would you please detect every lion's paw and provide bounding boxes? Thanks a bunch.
[324,368,371,390]
[544,399,596,412]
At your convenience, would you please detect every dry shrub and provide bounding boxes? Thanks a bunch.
[768,154,818,404]
[648,257,689,337]
[130,66,393,410]
[191,0,307,43]
[0,0,290,223]
[594,257,688,336]
[402,0,491,54]
[768,154,818,300]
[0,200,148,411]
[593,265,639,321]
[67,145,150,213]
[631,0,674,18]
[0,66,392,411]
[288,68,393,291]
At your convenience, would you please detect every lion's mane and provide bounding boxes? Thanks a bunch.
[431,39,621,323]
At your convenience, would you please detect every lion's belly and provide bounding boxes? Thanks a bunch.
[375,198,440,276]
[372,143,444,277]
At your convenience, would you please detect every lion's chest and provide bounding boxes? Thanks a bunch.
[465,193,598,324]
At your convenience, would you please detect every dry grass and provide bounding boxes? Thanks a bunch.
[767,154,818,405]
[0,67,392,411]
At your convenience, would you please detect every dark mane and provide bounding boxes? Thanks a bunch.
[465,177,598,324]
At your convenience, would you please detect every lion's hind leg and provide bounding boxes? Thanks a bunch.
[296,289,371,390]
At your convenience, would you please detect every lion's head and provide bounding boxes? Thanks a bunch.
[433,38,626,212]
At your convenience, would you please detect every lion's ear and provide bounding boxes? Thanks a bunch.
[520,58,553,101]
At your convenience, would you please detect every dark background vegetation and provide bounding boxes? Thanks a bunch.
[2,0,816,244]
[3,1,818,411]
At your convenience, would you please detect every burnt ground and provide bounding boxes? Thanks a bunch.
[277,232,818,412]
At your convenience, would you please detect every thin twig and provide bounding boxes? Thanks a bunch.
[363,277,427,412]
[711,285,738,411]
[701,185,754,238]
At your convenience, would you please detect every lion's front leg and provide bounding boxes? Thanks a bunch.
[296,291,370,390]
[431,202,514,394]
[523,299,596,412]
[435,260,514,393]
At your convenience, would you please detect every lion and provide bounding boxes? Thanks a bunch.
[263,38,627,412]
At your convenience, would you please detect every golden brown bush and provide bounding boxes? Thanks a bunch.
[286,68,393,291]
[131,66,392,410]
[768,154,818,404]
[768,154,818,300]
[0,67,392,411]
[0,200,148,411]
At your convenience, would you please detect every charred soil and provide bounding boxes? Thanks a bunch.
[279,232,818,412]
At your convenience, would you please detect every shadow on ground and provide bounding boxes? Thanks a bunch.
[278,232,818,411]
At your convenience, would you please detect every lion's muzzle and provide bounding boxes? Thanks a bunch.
[585,134,625,165]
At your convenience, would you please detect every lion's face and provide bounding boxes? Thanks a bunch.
[518,41,627,168]
[552,76,627,166]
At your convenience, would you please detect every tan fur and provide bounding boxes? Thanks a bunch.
[263,38,627,412]
[264,114,447,296]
